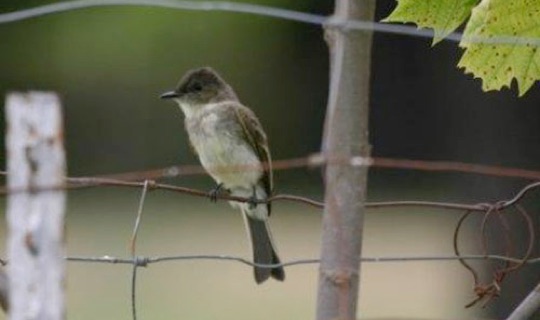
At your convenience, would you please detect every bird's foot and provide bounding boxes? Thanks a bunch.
[208,183,224,202]
[248,187,258,210]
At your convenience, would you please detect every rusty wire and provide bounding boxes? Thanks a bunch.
[3,153,536,184]
[24,153,540,182]
[453,202,536,308]
[2,155,540,206]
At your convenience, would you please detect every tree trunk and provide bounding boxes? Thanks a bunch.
[316,1,375,319]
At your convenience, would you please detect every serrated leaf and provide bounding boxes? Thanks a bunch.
[458,0,540,96]
[383,0,479,44]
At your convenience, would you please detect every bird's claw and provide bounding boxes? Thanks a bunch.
[248,187,258,210]
[248,196,258,210]
[209,183,224,202]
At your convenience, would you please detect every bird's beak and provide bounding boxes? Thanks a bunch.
[160,91,179,99]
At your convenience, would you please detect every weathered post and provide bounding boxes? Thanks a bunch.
[5,92,66,319]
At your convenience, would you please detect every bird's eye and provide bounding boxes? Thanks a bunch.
[191,82,203,92]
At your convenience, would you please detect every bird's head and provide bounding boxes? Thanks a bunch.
[160,67,237,110]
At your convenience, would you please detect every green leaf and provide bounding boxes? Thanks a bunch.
[458,0,540,96]
[383,0,479,44]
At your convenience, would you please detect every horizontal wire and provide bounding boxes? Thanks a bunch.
[0,0,325,25]
[1,0,540,46]
[2,156,540,212]
[40,154,540,183]
[0,176,506,211]
[3,154,540,188]
[65,254,540,267]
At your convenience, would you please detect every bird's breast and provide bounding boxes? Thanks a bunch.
[186,108,262,188]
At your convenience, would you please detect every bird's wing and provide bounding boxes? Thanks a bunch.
[232,104,273,210]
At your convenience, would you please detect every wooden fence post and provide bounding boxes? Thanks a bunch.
[316,0,375,319]
[5,92,66,319]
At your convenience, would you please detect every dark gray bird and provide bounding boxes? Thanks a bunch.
[161,67,285,283]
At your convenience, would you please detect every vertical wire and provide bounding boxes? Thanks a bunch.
[130,180,151,320]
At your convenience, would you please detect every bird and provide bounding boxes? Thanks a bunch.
[160,67,285,284]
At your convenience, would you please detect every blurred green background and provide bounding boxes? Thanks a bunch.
[1,1,539,319]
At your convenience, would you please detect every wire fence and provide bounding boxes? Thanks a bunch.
[0,155,539,317]
[1,1,540,320]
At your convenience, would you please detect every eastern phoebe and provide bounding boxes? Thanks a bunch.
[160,67,285,284]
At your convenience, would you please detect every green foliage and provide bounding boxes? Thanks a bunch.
[459,0,540,95]
[384,0,540,96]
[383,0,479,44]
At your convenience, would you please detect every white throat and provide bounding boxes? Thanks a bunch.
[175,99,199,118]
[175,99,233,119]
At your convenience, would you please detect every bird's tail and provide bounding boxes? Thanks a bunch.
[242,209,285,284]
